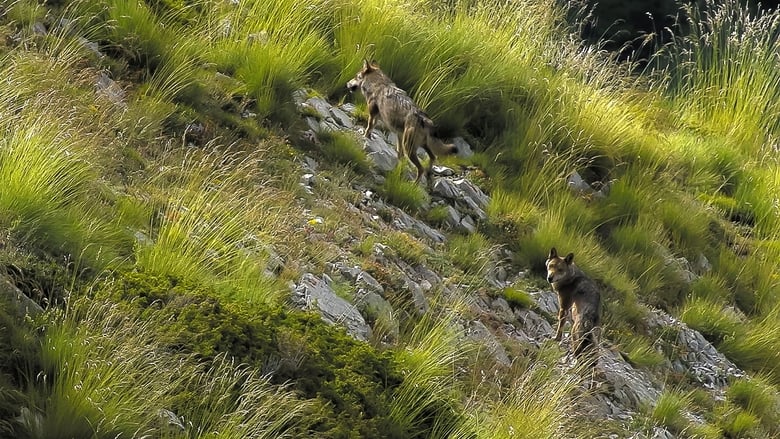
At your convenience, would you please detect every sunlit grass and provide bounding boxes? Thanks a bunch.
[134,146,296,304]
[464,346,584,439]
[390,307,468,437]
[378,166,429,212]
[650,389,692,434]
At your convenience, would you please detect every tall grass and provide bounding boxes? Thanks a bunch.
[662,0,780,149]
[390,307,468,437]
[197,0,331,119]
[465,360,584,439]
[0,49,129,266]
[134,146,295,303]
[23,299,311,439]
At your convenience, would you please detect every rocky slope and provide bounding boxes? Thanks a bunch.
[275,91,751,438]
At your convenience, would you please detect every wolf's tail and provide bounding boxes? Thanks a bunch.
[418,113,457,157]
[427,133,458,156]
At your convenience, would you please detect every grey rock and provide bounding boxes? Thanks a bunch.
[431,178,461,199]
[394,210,445,243]
[319,119,340,133]
[404,277,428,314]
[330,106,354,128]
[357,271,384,296]
[513,308,555,342]
[386,131,399,147]
[459,214,477,234]
[300,173,315,187]
[646,309,744,388]
[157,409,185,433]
[0,276,43,317]
[305,117,320,132]
[78,37,103,58]
[695,253,712,274]
[441,205,461,229]
[340,103,358,116]
[490,297,515,323]
[329,262,361,282]
[599,348,661,410]
[32,22,46,35]
[485,265,509,288]
[453,137,473,158]
[292,89,308,107]
[133,230,154,247]
[96,72,125,106]
[466,320,511,366]
[431,178,489,221]
[567,170,593,194]
[453,179,490,209]
[293,273,371,341]
[303,155,318,172]
[529,289,559,317]
[304,96,332,119]
[355,290,398,341]
[364,135,399,172]
[415,265,442,286]
[567,171,608,199]
[432,165,455,176]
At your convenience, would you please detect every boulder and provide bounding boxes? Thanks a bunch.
[363,135,399,172]
[0,276,43,318]
[292,273,371,342]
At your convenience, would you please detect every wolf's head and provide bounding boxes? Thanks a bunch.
[346,59,379,93]
[545,247,576,285]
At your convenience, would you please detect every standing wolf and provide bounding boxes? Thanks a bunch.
[346,59,458,185]
[545,248,602,364]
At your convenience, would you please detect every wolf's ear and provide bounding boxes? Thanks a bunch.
[362,59,370,69]
[548,247,558,259]
[565,253,574,264]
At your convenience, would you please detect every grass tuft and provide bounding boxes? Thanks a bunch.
[379,166,429,212]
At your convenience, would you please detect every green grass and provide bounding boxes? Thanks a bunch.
[2,0,780,436]
[390,307,468,437]
[133,147,294,303]
[318,130,371,173]
[650,389,692,434]
[464,346,585,439]
[726,376,780,434]
[379,166,429,212]
[503,287,535,309]
[447,233,494,276]
[26,299,312,439]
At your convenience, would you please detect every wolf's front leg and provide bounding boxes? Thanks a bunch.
[365,103,379,138]
[555,296,571,341]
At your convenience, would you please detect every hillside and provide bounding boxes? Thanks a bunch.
[1,0,779,438]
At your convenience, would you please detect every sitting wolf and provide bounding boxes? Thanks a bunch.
[545,247,602,364]
[347,59,457,185]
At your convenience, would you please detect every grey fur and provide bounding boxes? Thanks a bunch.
[347,60,457,185]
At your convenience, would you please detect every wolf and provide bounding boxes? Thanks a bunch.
[346,59,457,185]
[545,248,602,364]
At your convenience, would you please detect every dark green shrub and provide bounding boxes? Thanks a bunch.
[100,271,410,437]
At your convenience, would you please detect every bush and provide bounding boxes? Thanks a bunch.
[100,271,409,437]
[503,287,535,309]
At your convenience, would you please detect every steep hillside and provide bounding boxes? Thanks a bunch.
[0,0,779,438]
